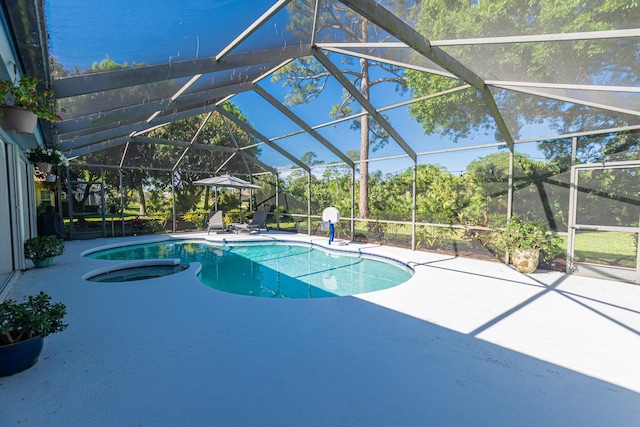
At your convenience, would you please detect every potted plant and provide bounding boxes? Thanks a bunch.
[24,235,65,268]
[494,216,561,273]
[24,146,69,174]
[0,74,62,134]
[0,291,67,376]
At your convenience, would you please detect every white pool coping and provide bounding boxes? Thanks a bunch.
[2,231,639,426]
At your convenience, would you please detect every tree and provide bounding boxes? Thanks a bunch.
[272,1,417,218]
[466,151,512,220]
[466,151,570,229]
[53,56,178,216]
[406,0,639,157]
[148,103,261,214]
[52,56,163,119]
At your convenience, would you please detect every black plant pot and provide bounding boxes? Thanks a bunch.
[0,335,44,376]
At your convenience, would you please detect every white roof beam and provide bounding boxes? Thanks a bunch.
[57,82,254,136]
[314,49,416,160]
[213,105,310,172]
[58,122,142,152]
[219,112,257,175]
[132,136,236,152]
[53,44,313,98]
[338,0,515,152]
[310,0,321,46]
[319,46,455,78]
[494,85,640,117]
[317,28,640,48]
[133,135,276,174]
[58,81,257,147]
[268,84,472,142]
[62,137,129,159]
[216,0,291,61]
[59,100,226,151]
[432,28,640,46]
[487,81,640,93]
[171,111,213,171]
[253,85,355,168]
[238,151,278,175]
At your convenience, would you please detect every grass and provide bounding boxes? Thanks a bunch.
[574,231,638,268]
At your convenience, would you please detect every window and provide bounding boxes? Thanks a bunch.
[40,190,52,204]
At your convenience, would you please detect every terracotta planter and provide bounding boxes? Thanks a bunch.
[512,249,540,273]
[0,336,44,377]
[0,105,38,134]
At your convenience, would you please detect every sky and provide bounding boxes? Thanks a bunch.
[45,0,555,176]
[46,0,279,69]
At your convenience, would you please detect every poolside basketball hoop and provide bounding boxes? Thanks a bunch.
[322,207,340,245]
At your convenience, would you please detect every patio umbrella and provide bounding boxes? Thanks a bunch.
[194,174,261,190]
[194,174,261,210]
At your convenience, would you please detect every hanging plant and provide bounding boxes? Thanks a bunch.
[25,147,69,168]
[0,74,62,123]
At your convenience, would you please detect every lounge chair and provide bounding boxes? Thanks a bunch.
[234,210,268,234]
[207,210,225,234]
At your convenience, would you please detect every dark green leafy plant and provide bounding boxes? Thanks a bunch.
[0,292,67,345]
[23,235,65,260]
[494,216,561,253]
[0,75,62,122]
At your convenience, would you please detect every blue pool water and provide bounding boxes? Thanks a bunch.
[86,240,413,298]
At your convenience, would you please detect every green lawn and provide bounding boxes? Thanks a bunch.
[574,231,638,268]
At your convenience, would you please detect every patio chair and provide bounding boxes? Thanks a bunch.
[207,210,225,234]
[234,210,268,234]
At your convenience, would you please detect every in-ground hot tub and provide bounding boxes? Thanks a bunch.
[83,259,189,283]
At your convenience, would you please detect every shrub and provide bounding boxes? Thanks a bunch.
[23,235,65,260]
[492,216,561,253]
[182,209,208,229]
[416,225,457,249]
[0,292,67,345]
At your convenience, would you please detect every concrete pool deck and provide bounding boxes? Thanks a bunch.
[1,231,639,426]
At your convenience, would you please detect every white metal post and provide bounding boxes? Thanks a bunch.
[307,172,311,235]
[412,161,417,250]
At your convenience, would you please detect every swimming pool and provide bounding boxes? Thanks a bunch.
[85,240,413,298]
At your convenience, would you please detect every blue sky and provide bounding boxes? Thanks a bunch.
[46,0,552,176]
[46,0,278,69]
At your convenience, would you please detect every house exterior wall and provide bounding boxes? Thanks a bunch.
[0,9,40,291]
